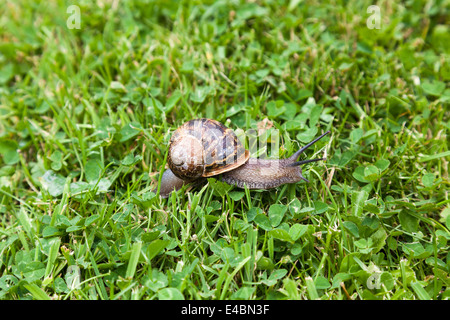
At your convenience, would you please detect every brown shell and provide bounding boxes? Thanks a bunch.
[168,119,249,180]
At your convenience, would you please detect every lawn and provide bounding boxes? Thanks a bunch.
[0,0,449,301]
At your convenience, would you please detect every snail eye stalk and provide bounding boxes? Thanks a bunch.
[289,157,326,167]
[289,130,330,164]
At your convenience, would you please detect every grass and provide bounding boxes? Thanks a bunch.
[0,0,449,300]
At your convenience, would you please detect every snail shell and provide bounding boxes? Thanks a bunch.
[168,118,250,180]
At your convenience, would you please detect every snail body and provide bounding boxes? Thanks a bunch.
[157,118,330,198]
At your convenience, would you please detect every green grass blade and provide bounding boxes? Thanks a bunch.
[44,238,61,279]
[305,276,319,300]
[411,282,431,300]
[220,256,251,300]
[126,241,142,279]
[24,283,51,300]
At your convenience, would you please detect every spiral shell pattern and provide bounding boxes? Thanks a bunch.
[168,119,249,180]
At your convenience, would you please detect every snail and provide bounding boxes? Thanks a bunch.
[156,118,330,198]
